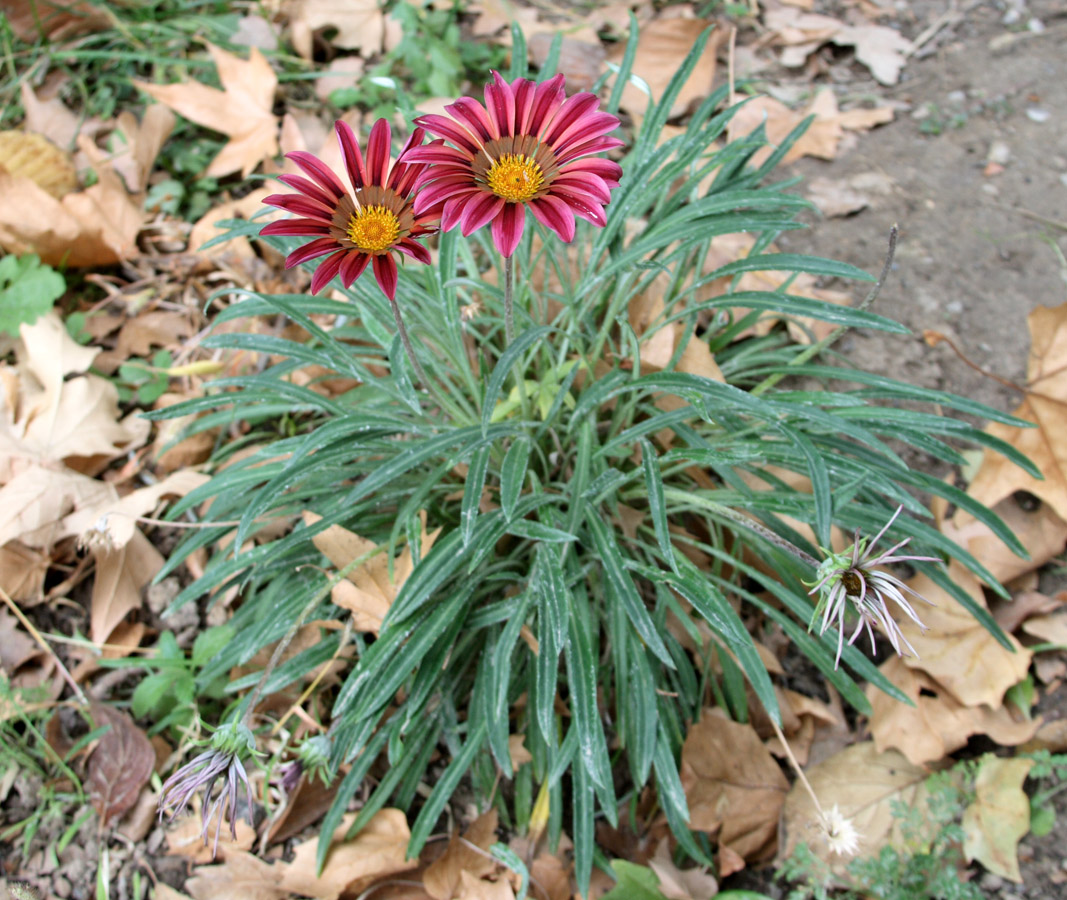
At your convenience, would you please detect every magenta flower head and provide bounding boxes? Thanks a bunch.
[260,118,441,298]
[404,72,623,257]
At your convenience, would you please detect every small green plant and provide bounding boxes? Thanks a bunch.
[115,350,173,405]
[149,25,1031,893]
[0,254,65,336]
[1025,750,1067,837]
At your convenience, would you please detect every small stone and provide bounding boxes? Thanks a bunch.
[52,876,72,899]
[987,139,1011,165]
[946,90,966,104]
[982,182,1000,195]
[1060,173,1067,189]
[1026,108,1051,123]
[946,300,964,314]
[1028,18,1046,32]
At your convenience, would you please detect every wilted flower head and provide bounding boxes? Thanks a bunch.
[808,506,937,668]
[260,118,440,298]
[405,71,623,257]
[158,721,258,856]
[278,733,333,793]
[822,805,861,857]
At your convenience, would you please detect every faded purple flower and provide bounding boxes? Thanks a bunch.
[158,722,257,856]
[807,506,937,667]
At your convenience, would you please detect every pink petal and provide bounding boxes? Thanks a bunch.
[551,186,607,224]
[339,251,371,287]
[389,128,428,194]
[458,192,506,236]
[552,172,611,204]
[555,135,625,165]
[372,254,399,299]
[402,144,473,166]
[446,96,497,142]
[284,237,341,267]
[287,151,347,200]
[486,71,516,138]
[550,110,621,156]
[528,75,566,136]
[413,115,481,156]
[260,220,331,237]
[366,118,392,186]
[414,174,478,214]
[335,120,368,190]
[310,250,346,294]
[262,193,335,220]
[560,156,623,187]
[511,77,536,135]
[542,93,600,146]
[491,202,525,257]
[529,194,575,243]
[276,173,340,208]
[396,238,432,265]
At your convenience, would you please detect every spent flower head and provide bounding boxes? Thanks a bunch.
[807,506,938,667]
[260,118,441,297]
[158,721,259,856]
[279,734,333,793]
[405,71,623,257]
[822,805,861,857]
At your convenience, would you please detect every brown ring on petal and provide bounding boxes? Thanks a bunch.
[329,187,415,253]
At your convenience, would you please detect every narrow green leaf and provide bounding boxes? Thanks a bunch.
[462,443,492,548]
[507,519,577,543]
[481,326,551,435]
[565,601,612,790]
[639,438,674,571]
[500,437,531,521]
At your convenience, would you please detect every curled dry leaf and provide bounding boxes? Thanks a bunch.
[185,849,289,900]
[867,657,1038,766]
[897,561,1032,708]
[648,838,718,900]
[681,709,789,863]
[961,756,1034,883]
[86,702,155,827]
[4,0,111,41]
[134,44,278,178]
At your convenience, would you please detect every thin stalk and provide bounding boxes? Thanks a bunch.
[750,225,899,397]
[388,294,431,388]
[504,254,516,345]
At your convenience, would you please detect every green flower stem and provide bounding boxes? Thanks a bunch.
[660,489,821,569]
[388,294,431,388]
[503,254,516,345]
[750,225,898,398]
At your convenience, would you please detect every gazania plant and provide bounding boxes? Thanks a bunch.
[151,27,1033,892]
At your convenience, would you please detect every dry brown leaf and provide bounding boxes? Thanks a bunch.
[765,8,913,85]
[1022,610,1067,646]
[965,303,1067,523]
[135,44,278,178]
[607,17,721,122]
[107,106,178,194]
[942,494,1067,584]
[898,561,1033,708]
[289,0,387,59]
[0,541,51,602]
[280,808,417,900]
[992,589,1062,634]
[89,529,164,644]
[469,0,540,39]
[0,605,42,675]
[4,0,111,41]
[681,709,789,862]
[154,886,195,900]
[264,770,337,846]
[0,131,77,198]
[866,657,1038,766]
[0,464,107,550]
[648,839,717,900]
[86,702,155,827]
[185,849,289,900]
[961,756,1034,883]
[304,510,440,634]
[455,871,516,900]
[527,853,571,900]
[424,810,499,900]
[780,742,930,873]
[19,79,89,149]
[166,804,257,863]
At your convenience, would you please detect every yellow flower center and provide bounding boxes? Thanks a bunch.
[346,205,400,252]
[486,154,544,202]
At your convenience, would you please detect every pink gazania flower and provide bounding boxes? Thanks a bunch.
[404,72,623,257]
[260,118,441,298]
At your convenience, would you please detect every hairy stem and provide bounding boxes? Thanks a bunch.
[504,254,515,345]
[388,294,431,388]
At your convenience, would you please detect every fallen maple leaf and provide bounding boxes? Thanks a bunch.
[898,561,1032,708]
[780,742,931,873]
[961,755,1034,882]
[965,303,1067,523]
[185,849,289,900]
[134,43,278,178]
[304,510,440,634]
[424,811,499,900]
[606,17,721,122]
[289,0,387,59]
[681,709,789,863]
[279,808,417,900]
[648,838,718,900]
[867,657,1038,766]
